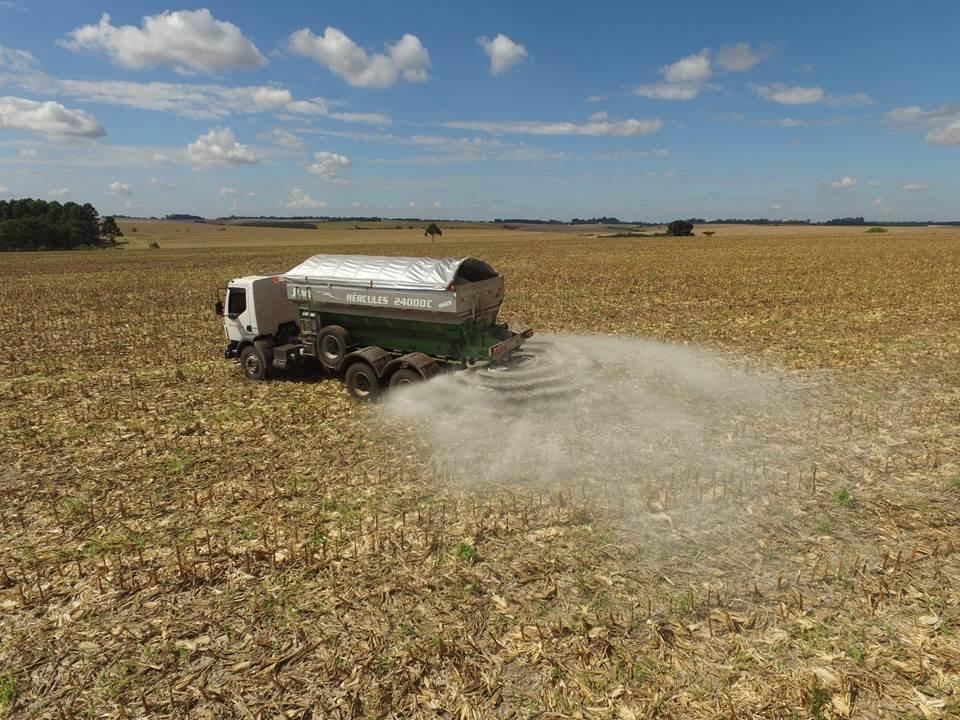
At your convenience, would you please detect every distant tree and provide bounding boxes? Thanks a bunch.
[666,220,694,237]
[100,216,123,246]
[424,223,442,240]
[0,198,102,251]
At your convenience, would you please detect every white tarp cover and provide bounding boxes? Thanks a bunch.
[282,254,497,291]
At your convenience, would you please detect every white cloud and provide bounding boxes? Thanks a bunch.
[884,104,960,146]
[752,83,873,106]
[827,176,858,190]
[307,150,351,180]
[753,83,824,104]
[0,185,8,194]
[716,42,767,72]
[1,44,391,124]
[634,50,711,100]
[479,34,528,76]
[150,177,173,190]
[442,116,662,137]
[663,50,712,83]
[219,186,236,195]
[288,27,430,88]
[186,127,257,168]
[927,118,960,145]
[0,95,104,138]
[867,180,885,187]
[828,92,874,107]
[0,45,35,72]
[107,181,131,195]
[261,128,305,151]
[901,182,931,192]
[48,187,70,197]
[18,147,38,159]
[871,196,885,206]
[633,83,701,101]
[284,187,325,209]
[772,202,784,209]
[61,10,265,74]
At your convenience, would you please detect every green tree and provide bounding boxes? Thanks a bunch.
[100,216,123,246]
[666,220,694,237]
[424,223,442,241]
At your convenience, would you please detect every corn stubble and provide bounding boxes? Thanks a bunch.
[0,223,958,718]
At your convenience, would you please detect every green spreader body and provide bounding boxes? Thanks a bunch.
[281,255,522,363]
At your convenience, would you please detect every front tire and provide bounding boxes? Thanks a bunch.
[318,326,350,369]
[240,345,268,381]
[345,362,380,400]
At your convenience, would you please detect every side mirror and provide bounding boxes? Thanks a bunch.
[228,312,240,320]
[214,300,224,316]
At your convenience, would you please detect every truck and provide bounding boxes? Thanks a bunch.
[215,253,533,398]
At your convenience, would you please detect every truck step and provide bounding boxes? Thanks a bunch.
[272,343,302,370]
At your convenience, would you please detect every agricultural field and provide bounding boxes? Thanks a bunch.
[1,221,959,719]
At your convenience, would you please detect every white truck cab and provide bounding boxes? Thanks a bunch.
[215,275,299,379]
[218,275,297,343]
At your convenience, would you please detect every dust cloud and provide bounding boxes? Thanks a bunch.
[382,336,813,526]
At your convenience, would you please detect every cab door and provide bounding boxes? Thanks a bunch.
[225,286,249,342]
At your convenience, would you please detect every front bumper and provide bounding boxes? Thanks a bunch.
[224,341,239,360]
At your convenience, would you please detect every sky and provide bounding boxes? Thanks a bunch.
[0,0,958,221]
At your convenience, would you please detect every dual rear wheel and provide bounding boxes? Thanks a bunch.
[344,363,423,400]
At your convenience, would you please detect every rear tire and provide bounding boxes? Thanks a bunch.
[240,345,268,381]
[389,368,423,388]
[345,362,380,400]
[318,326,350,369]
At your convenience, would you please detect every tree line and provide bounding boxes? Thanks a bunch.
[0,198,121,251]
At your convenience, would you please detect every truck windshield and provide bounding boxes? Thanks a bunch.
[227,288,247,315]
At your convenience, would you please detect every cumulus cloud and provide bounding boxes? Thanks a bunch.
[927,119,960,145]
[288,27,430,88]
[663,50,712,83]
[442,115,662,137]
[634,49,712,100]
[219,186,236,195]
[752,83,873,106]
[284,187,325,209]
[61,10,265,74]
[48,187,70,197]
[1,43,390,124]
[0,95,104,138]
[479,34,528,76]
[307,151,351,180]
[186,127,257,168]
[262,128,305,151]
[884,103,960,146]
[901,182,930,192]
[716,42,767,72]
[827,176,857,190]
[0,185,9,194]
[150,177,173,190]
[107,181,131,195]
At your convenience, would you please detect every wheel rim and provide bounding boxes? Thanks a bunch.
[354,372,372,396]
[244,353,261,376]
[321,335,340,361]
[395,377,414,386]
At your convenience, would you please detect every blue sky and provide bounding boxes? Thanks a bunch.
[1,0,958,220]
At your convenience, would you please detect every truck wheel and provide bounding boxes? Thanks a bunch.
[240,345,268,381]
[318,326,350,369]
[389,368,422,388]
[345,362,380,400]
